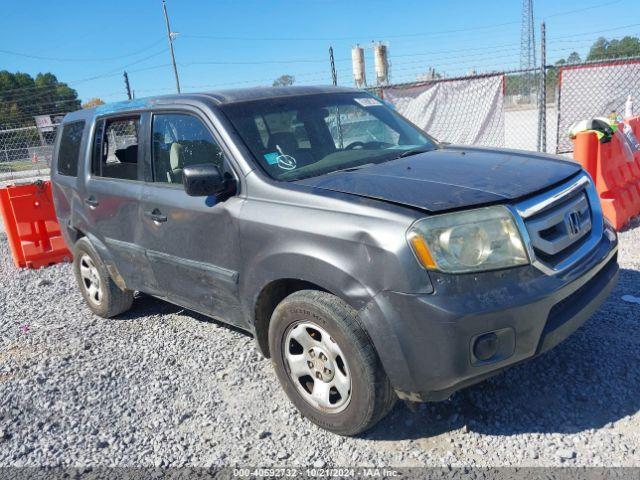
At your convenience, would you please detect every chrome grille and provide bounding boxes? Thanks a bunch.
[513,173,604,275]
[525,191,592,258]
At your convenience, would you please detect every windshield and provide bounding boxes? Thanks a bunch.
[220,92,437,181]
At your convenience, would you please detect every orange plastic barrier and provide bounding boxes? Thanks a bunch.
[573,116,640,230]
[0,180,72,269]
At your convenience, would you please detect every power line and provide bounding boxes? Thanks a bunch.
[0,40,610,106]
[2,21,636,99]
[178,0,626,43]
[181,21,522,42]
[0,38,165,63]
[0,59,170,107]
[0,49,168,98]
[543,0,622,19]
[3,13,639,106]
[182,58,326,66]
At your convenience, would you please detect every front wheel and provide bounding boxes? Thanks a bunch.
[269,290,396,435]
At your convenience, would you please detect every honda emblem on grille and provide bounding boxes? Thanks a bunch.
[566,211,582,237]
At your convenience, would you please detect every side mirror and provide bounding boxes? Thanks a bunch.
[182,164,235,197]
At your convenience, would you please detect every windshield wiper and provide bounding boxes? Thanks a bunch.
[327,163,376,175]
[397,147,433,158]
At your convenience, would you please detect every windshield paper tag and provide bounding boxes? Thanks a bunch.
[354,97,382,107]
[264,152,280,165]
[264,152,297,170]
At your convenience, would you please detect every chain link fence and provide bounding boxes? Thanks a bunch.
[376,56,640,157]
[0,124,58,183]
[379,73,505,147]
[555,57,640,153]
[376,68,553,154]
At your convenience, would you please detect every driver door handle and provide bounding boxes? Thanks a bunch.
[85,196,99,209]
[144,208,168,223]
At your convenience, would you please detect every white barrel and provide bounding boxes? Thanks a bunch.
[351,45,366,87]
[373,43,389,85]
[625,95,634,119]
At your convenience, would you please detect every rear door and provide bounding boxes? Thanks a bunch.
[84,113,157,293]
[138,108,245,326]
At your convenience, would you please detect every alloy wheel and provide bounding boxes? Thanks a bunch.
[79,254,102,306]
[283,321,352,413]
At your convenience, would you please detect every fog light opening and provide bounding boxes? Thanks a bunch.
[474,333,499,361]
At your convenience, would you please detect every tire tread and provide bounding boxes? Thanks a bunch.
[270,289,396,435]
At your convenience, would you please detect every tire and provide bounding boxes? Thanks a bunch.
[73,237,134,318]
[269,290,396,436]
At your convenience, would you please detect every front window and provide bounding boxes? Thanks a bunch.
[220,93,436,181]
[151,113,225,184]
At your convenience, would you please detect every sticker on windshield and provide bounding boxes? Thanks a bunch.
[354,97,382,107]
[276,154,297,170]
[264,151,297,170]
[264,152,280,165]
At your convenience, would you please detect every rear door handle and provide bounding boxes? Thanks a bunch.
[85,196,99,209]
[144,208,168,223]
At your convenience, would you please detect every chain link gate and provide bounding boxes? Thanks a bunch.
[0,124,58,183]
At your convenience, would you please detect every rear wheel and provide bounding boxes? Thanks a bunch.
[269,290,396,435]
[73,238,134,318]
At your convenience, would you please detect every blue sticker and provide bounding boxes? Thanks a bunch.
[264,152,280,165]
[205,195,217,207]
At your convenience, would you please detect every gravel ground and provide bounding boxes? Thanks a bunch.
[0,226,638,469]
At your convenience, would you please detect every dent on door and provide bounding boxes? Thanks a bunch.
[140,186,245,326]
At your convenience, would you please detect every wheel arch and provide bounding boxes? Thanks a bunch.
[74,232,128,291]
[244,250,377,358]
[252,278,330,358]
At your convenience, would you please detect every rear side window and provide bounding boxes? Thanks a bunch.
[92,116,140,181]
[57,121,85,177]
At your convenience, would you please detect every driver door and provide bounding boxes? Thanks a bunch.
[138,109,246,327]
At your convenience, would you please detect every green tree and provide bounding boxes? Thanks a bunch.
[587,35,640,60]
[272,74,295,87]
[566,51,582,64]
[0,71,81,129]
[617,36,640,57]
[587,37,609,60]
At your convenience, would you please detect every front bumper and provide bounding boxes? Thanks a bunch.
[359,224,618,402]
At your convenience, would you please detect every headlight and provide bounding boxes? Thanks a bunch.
[407,206,529,273]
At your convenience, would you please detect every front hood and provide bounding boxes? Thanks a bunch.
[295,146,582,212]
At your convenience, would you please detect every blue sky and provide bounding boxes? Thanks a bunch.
[2,0,639,103]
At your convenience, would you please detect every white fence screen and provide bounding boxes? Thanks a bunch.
[381,74,505,147]
[557,60,640,153]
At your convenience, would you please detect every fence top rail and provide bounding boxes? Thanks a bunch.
[374,66,542,92]
[372,56,640,93]
[548,54,640,71]
[0,125,47,134]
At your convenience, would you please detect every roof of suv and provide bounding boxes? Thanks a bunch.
[64,85,360,123]
[201,85,358,104]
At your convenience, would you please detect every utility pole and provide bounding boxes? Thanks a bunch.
[329,46,337,86]
[162,0,181,93]
[123,71,132,100]
[537,21,547,153]
[329,46,343,148]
